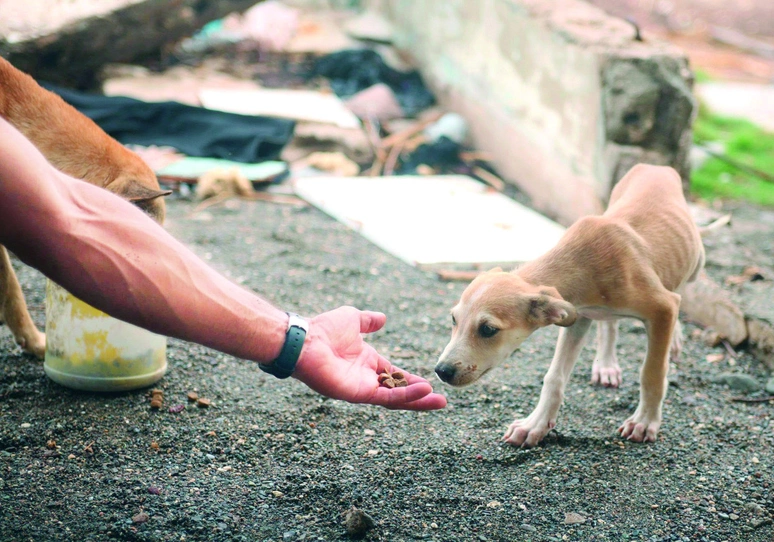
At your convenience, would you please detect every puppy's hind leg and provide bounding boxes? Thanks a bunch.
[504,317,593,448]
[591,320,622,387]
[0,246,46,359]
[618,291,680,443]
[670,319,683,362]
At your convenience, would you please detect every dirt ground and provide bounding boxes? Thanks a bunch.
[1,193,772,542]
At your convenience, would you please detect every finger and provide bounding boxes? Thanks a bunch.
[392,392,448,411]
[359,311,387,334]
[368,380,433,407]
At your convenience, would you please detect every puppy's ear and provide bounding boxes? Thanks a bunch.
[119,180,172,203]
[487,266,503,273]
[527,294,577,328]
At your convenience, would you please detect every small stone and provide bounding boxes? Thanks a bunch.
[520,524,537,532]
[729,513,739,521]
[271,491,284,498]
[187,391,199,402]
[430,522,438,529]
[564,512,586,524]
[713,373,762,393]
[196,398,211,408]
[487,500,502,508]
[67,454,76,460]
[718,512,729,519]
[765,376,774,395]
[282,531,296,541]
[20,423,31,429]
[148,486,161,495]
[344,506,375,537]
[705,353,725,364]
[364,429,375,436]
[132,512,149,524]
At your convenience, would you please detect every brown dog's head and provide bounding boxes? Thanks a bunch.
[435,268,577,386]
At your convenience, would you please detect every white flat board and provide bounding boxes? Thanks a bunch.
[199,88,362,129]
[293,175,566,266]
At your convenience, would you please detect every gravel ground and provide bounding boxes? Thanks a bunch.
[1,195,772,542]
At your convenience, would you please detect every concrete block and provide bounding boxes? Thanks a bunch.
[366,0,696,225]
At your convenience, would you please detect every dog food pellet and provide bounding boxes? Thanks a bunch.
[150,399,163,409]
[196,398,211,408]
[187,391,198,402]
[150,441,160,451]
[377,371,408,388]
[46,440,57,450]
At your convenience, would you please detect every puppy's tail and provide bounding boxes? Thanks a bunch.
[699,213,731,237]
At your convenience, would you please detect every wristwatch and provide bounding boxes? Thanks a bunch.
[260,313,308,379]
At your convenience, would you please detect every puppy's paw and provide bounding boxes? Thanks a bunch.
[591,361,622,388]
[617,410,661,443]
[503,413,555,448]
[16,330,46,360]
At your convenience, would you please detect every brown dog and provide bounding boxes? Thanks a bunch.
[435,164,705,447]
[0,57,171,358]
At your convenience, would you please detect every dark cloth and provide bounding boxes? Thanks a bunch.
[308,49,435,117]
[397,136,464,174]
[42,83,296,163]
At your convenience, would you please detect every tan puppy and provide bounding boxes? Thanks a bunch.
[0,57,170,358]
[436,164,705,446]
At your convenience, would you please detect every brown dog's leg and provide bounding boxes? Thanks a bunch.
[0,246,46,358]
[618,291,681,443]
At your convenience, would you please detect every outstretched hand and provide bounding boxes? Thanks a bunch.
[292,306,447,410]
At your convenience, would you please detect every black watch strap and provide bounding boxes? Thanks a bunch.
[260,313,308,379]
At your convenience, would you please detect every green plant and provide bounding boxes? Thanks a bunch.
[690,103,774,207]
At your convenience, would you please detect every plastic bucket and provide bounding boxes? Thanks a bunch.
[43,280,167,392]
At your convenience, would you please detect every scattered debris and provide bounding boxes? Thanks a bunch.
[564,512,587,525]
[46,440,57,450]
[343,506,375,537]
[423,112,468,144]
[712,372,762,393]
[150,388,164,410]
[295,151,360,176]
[148,486,161,495]
[168,404,185,414]
[345,83,404,123]
[150,441,160,451]
[132,511,149,525]
[706,353,726,363]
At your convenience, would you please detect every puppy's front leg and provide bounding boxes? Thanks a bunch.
[618,292,680,442]
[504,317,592,447]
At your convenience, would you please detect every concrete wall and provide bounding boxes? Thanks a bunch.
[365,0,696,225]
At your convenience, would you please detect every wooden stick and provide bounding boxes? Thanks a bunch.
[379,110,444,149]
[471,166,506,191]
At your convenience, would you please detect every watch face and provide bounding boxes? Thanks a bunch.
[287,313,309,333]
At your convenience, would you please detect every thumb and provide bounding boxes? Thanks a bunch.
[359,311,387,334]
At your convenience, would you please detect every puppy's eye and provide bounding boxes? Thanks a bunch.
[451,314,457,326]
[478,323,499,338]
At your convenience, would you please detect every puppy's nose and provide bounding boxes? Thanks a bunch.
[435,363,457,383]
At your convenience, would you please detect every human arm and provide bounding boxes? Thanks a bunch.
[0,118,446,410]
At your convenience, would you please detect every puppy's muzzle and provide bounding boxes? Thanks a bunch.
[435,363,457,384]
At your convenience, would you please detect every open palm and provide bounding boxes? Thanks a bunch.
[292,307,447,410]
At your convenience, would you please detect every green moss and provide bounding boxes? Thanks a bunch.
[690,104,774,207]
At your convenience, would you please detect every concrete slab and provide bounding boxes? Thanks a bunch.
[292,174,566,267]
[199,88,362,129]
